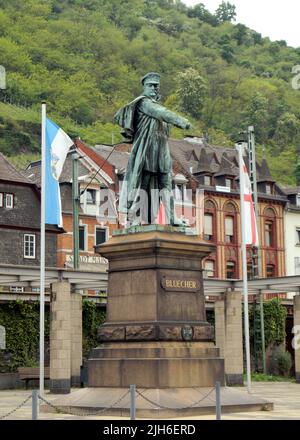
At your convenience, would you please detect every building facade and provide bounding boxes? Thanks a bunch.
[284,187,300,277]
[169,138,287,280]
[0,153,58,268]
[26,140,121,295]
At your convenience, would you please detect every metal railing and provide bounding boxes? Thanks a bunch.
[0,383,222,420]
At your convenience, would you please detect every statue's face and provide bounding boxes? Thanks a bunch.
[143,81,160,99]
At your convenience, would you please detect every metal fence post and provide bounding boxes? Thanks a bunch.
[215,382,221,420]
[32,390,39,420]
[130,384,136,420]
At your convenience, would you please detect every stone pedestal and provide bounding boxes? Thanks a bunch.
[88,226,225,388]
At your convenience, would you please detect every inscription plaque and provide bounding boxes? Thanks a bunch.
[161,276,200,292]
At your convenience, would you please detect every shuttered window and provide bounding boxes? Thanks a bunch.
[204,214,213,241]
[204,260,215,278]
[225,217,234,243]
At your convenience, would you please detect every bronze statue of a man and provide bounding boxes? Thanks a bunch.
[114,72,191,225]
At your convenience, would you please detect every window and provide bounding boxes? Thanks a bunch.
[296,228,300,245]
[86,189,97,205]
[226,261,236,279]
[10,286,24,293]
[95,228,107,245]
[79,226,86,251]
[266,265,275,278]
[265,222,273,247]
[5,193,13,208]
[0,193,3,207]
[204,214,213,241]
[225,178,232,189]
[175,183,184,200]
[204,200,216,242]
[297,195,300,207]
[204,260,215,278]
[247,264,253,280]
[225,217,234,243]
[24,234,36,259]
[204,175,212,186]
[266,184,272,195]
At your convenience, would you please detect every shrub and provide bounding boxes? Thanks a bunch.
[269,345,292,377]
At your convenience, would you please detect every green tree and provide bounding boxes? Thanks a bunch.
[275,112,300,149]
[215,1,236,23]
[218,34,235,62]
[187,3,217,26]
[233,23,248,46]
[245,93,269,144]
[176,68,207,119]
[294,160,300,185]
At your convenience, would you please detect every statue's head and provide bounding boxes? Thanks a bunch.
[141,72,160,100]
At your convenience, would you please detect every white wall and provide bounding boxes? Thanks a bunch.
[284,210,300,299]
[284,210,300,276]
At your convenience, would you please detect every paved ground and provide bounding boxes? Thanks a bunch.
[0,382,299,420]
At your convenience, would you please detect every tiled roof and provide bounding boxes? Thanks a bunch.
[282,186,300,195]
[0,152,33,184]
[257,158,275,182]
[168,138,277,182]
[25,152,90,186]
[93,145,130,174]
[168,138,239,176]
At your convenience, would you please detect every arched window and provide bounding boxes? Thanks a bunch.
[226,261,236,279]
[203,260,215,278]
[264,208,276,248]
[224,202,237,244]
[266,265,275,278]
[204,200,216,242]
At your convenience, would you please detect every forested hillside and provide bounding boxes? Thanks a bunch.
[0,0,300,184]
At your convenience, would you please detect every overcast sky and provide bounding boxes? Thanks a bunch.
[182,0,300,48]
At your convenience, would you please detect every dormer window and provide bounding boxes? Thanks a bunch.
[265,184,273,195]
[86,189,97,205]
[225,178,232,189]
[174,174,188,202]
[204,175,212,186]
[175,183,184,200]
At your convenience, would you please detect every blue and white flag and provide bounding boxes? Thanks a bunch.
[45,118,73,226]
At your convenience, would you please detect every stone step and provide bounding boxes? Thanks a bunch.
[43,386,273,419]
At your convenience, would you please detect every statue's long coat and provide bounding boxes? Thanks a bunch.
[114,96,188,214]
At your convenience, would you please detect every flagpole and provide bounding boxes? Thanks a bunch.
[237,143,252,393]
[39,102,46,397]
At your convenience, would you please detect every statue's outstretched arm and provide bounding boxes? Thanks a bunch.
[140,99,190,130]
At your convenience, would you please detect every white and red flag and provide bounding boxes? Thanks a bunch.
[241,159,259,247]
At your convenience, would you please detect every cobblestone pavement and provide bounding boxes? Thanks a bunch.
[0,382,299,420]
